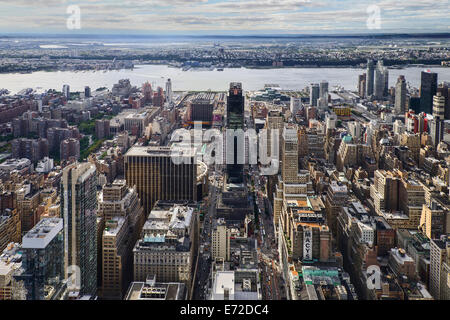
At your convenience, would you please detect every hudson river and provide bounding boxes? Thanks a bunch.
[0,65,449,94]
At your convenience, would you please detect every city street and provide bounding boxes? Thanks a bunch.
[192,176,218,300]
[252,165,286,300]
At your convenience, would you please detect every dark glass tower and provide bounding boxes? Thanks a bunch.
[226,82,244,184]
[366,59,375,97]
[420,71,438,114]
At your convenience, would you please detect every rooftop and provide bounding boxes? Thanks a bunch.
[22,218,63,249]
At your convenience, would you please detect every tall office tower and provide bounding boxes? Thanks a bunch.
[420,70,438,114]
[374,60,387,99]
[310,83,320,107]
[101,218,128,300]
[395,75,407,114]
[358,73,366,98]
[281,127,299,184]
[124,146,197,215]
[62,84,70,100]
[98,180,145,299]
[61,162,98,297]
[430,118,444,147]
[290,97,301,115]
[20,218,64,300]
[212,219,230,261]
[429,235,450,300]
[366,59,375,98]
[188,93,216,126]
[84,86,91,98]
[433,92,446,120]
[165,78,173,104]
[437,82,450,119]
[265,110,284,162]
[226,82,245,184]
[383,65,389,97]
[319,80,329,103]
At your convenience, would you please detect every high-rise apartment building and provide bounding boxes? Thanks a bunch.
[61,162,98,296]
[12,138,49,163]
[60,138,80,162]
[20,218,64,300]
[95,119,110,140]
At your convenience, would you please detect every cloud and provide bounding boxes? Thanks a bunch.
[0,0,447,33]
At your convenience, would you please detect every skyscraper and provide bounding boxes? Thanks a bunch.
[98,180,145,299]
[430,118,444,147]
[226,82,245,184]
[61,162,98,296]
[395,75,407,114]
[429,235,450,300]
[310,83,320,107]
[319,80,328,100]
[124,146,197,214]
[358,73,366,98]
[433,92,445,120]
[84,86,91,98]
[20,218,64,300]
[165,78,173,104]
[374,60,388,100]
[62,84,70,100]
[212,219,230,261]
[420,70,438,114]
[437,82,450,119]
[366,59,375,98]
[290,97,301,115]
[281,127,299,184]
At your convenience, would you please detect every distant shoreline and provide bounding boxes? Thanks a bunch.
[0,62,446,75]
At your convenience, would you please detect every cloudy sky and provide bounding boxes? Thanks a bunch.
[0,0,448,34]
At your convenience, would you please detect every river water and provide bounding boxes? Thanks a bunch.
[0,64,449,94]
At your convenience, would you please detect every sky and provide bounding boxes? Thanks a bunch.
[0,0,448,35]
